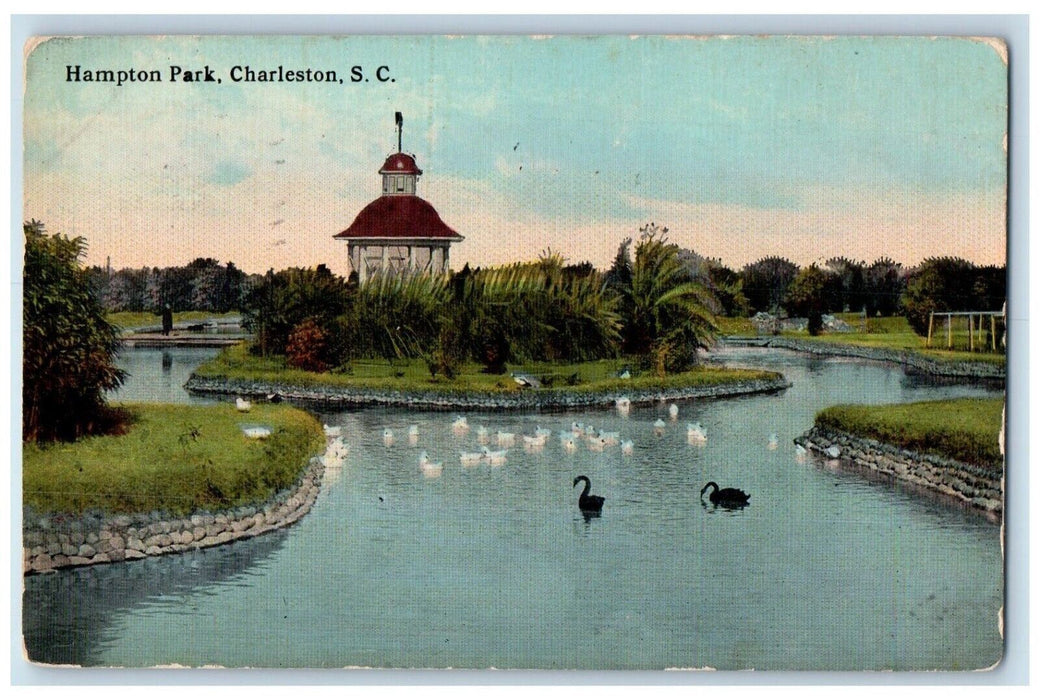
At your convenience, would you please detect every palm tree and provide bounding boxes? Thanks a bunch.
[620,224,718,373]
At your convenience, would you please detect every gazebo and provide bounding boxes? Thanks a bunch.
[334,113,463,282]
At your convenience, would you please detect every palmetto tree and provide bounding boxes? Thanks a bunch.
[620,225,718,372]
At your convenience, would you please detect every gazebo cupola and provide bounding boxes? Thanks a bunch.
[335,112,464,282]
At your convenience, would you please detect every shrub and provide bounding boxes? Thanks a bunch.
[285,318,329,372]
[23,221,126,442]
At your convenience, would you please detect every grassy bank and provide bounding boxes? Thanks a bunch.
[108,310,241,332]
[815,398,1003,469]
[722,315,1005,367]
[194,343,782,395]
[23,403,325,516]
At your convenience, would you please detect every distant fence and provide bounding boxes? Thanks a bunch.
[927,310,1005,352]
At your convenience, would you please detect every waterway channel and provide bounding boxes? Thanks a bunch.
[22,345,1004,670]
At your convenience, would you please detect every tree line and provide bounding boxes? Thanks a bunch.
[24,218,1006,443]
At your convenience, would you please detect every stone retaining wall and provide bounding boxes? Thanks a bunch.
[23,456,324,576]
[795,425,1003,514]
[184,375,791,410]
[721,336,1005,380]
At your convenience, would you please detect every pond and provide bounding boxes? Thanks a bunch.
[23,347,1004,670]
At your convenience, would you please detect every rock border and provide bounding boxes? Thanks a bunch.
[184,374,791,410]
[23,456,325,576]
[721,336,1005,380]
[795,425,1003,514]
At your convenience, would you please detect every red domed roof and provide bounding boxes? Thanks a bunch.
[379,153,422,175]
[334,195,462,240]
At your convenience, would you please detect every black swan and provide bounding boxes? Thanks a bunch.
[700,481,750,507]
[573,475,605,513]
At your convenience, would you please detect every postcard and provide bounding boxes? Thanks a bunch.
[20,33,1007,671]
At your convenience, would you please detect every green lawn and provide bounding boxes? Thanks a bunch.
[720,315,1006,366]
[108,310,241,332]
[815,398,1003,469]
[194,343,782,394]
[23,403,325,516]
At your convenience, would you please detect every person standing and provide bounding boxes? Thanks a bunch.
[161,305,173,337]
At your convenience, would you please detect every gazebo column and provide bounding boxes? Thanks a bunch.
[443,245,450,272]
[350,245,361,278]
[381,245,388,275]
[408,245,415,271]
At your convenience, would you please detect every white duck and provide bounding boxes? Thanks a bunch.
[419,451,443,477]
[326,436,350,458]
[476,425,490,444]
[459,449,483,467]
[653,418,667,436]
[615,396,632,415]
[522,434,547,450]
[241,425,270,439]
[686,422,707,444]
[452,416,469,434]
[598,430,620,446]
[382,428,394,446]
[496,431,516,447]
[668,403,679,420]
[481,446,508,465]
[323,424,342,438]
[408,424,420,445]
[767,433,779,450]
[235,397,252,413]
[621,439,634,455]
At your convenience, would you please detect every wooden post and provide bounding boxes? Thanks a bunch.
[969,314,974,352]
[991,314,997,351]
[927,312,934,348]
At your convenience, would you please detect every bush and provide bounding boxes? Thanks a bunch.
[23,221,126,442]
[902,257,980,336]
[285,318,329,372]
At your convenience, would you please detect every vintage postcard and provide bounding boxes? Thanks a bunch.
[20,33,1008,671]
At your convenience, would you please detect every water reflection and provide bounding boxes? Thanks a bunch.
[109,347,220,405]
[23,531,291,665]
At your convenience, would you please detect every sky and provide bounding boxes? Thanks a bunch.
[22,34,1008,276]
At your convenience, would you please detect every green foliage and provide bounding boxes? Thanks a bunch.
[740,256,799,315]
[194,344,780,395]
[821,257,865,313]
[619,224,718,371]
[89,258,247,313]
[901,257,1002,336]
[242,264,351,357]
[23,221,126,443]
[816,398,1003,470]
[863,258,906,316]
[786,264,828,335]
[343,272,449,361]
[23,403,325,516]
